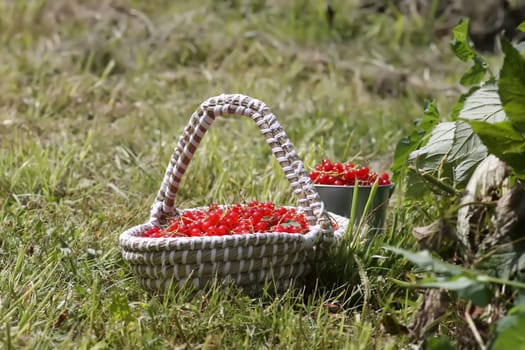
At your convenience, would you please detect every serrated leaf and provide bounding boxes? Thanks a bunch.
[392,101,439,182]
[477,251,525,281]
[385,246,493,306]
[410,84,504,185]
[449,121,487,184]
[468,120,525,152]
[517,42,525,54]
[456,278,493,307]
[452,86,480,119]
[418,276,492,307]
[491,313,525,350]
[518,21,525,33]
[453,157,486,185]
[409,122,455,171]
[450,19,490,86]
[417,275,473,290]
[459,84,507,123]
[419,101,441,132]
[408,122,456,188]
[425,335,456,350]
[450,18,474,62]
[383,246,463,275]
[499,38,525,133]
[460,56,488,85]
[467,120,525,177]
[405,168,432,199]
[451,84,510,184]
[492,294,525,349]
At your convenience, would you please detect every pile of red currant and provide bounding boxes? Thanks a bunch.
[309,159,391,186]
[142,201,310,238]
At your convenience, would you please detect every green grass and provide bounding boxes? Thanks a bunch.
[0,0,471,348]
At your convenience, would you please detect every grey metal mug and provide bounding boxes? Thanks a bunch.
[314,184,394,232]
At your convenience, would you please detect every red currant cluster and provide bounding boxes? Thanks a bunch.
[309,159,391,186]
[142,201,310,238]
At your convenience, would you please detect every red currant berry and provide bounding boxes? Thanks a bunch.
[356,167,369,180]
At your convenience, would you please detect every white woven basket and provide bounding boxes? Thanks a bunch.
[119,94,348,291]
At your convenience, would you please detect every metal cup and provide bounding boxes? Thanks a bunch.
[314,184,394,232]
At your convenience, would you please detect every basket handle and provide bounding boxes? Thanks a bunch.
[149,94,333,240]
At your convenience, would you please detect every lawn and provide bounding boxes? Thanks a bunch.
[0,0,474,348]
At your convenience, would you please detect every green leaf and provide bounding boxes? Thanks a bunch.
[477,250,525,282]
[392,101,439,181]
[414,123,455,159]
[383,246,463,275]
[385,246,493,307]
[452,86,480,119]
[425,335,456,350]
[518,21,525,33]
[460,56,488,85]
[509,293,525,315]
[456,278,492,307]
[450,19,474,62]
[470,119,525,152]
[450,19,489,86]
[459,84,507,123]
[449,121,487,185]
[499,38,525,133]
[418,276,492,307]
[467,120,525,177]
[408,122,455,178]
[452,84,514,183]
[451,83,507,185]
[405,168,432,199]
[419,101,441,132]
[109,293,131,322]
[490,313,525,349]
[490,296,525,349]
[409,85,506,187]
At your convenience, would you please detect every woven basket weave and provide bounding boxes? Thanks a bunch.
[119,94,349,291]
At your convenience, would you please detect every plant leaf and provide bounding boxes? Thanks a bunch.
[460,56,488,85]
[383,246,463,275]
[418,276,492,307]
[408,122,455,177]
[451,86,480,120]
[450,18,489,86]
[477,250,525,282]
[459,84,507,123]
[450,18,474,62]
[392,101,439,181]
[490,313,525,349]
[449,121,487,185]
[518,21,525,33]
[409,84,507,187]
[499,38,525,133]
[425,335,456,350]
[467,120,525,177]
[385,246,493,307]
[452,84,512,183]
[418,101,441,134]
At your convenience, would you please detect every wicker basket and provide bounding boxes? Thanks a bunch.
[119,94,349,291]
